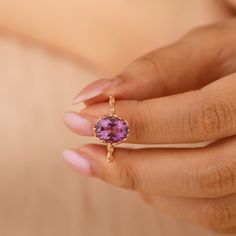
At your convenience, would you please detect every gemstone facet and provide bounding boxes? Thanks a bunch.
[94,116,129,144]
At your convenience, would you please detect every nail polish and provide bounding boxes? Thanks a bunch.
[62,149,91,175]
[64,112,93,136]
[72,77,122,104]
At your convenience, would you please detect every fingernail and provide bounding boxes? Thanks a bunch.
[64,112,93,136]
[62,149,91,176]
[72,77,122,104]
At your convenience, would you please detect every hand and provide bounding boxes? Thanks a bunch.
[63,19,236,233]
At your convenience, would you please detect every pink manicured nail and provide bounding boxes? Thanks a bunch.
[64,112,93,136]
[72,78,122,104]
[62,149,91,175]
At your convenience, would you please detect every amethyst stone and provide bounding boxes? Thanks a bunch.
[94,116,129,144]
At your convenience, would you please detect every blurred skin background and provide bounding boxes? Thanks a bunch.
[0,0,235,235]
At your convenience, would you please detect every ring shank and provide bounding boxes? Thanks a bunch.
[107,96,116,162]
[107,143,114,162]
[109,95,115,116]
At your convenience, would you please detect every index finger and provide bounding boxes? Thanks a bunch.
[73,19,236,105]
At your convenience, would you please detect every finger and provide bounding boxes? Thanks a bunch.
[62,136,236,198]
[72,19,236,105]
[66,73,236,144]
[225,0,236,9]
[141,193,236,233]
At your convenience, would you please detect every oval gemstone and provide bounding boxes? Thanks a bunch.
[95,116,129,143]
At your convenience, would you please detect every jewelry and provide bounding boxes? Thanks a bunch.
[93,96,130,162]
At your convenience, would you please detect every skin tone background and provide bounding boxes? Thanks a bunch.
[0,0,233,75]
[0,0,235,235]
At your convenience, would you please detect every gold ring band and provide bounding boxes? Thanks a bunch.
[93,96,130,162]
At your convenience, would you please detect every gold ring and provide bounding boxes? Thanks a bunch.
[93,96,130,162]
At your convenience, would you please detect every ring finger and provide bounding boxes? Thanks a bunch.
[65,73,236,144]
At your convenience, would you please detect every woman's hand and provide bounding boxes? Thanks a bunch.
[63,19,236,233]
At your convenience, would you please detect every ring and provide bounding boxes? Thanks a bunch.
[93,96,130,162]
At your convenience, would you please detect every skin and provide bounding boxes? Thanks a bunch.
[226,0,236,8]
[64,17,236,234]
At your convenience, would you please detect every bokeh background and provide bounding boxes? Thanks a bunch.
[0,1,234,235]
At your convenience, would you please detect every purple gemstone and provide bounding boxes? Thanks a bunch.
[95,116,129,143]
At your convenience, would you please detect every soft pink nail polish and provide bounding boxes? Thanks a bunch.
[62,149,91,175]
[64,112,93,136]
[72,78,122,104]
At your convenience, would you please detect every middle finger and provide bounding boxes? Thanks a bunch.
[65,74,236,144]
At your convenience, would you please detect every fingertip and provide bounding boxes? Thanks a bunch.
[62,149,91,176]
[76,144,109,176]
[63,112,94,136]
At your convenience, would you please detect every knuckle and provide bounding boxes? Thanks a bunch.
[141,54,166,83]
[199,201,232,232]
[188,94,234,140]
[198,159,235,197]
[119,166,140,190]
[117,158,142,191]
[140,54,168,95]
[200,100,226,136]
